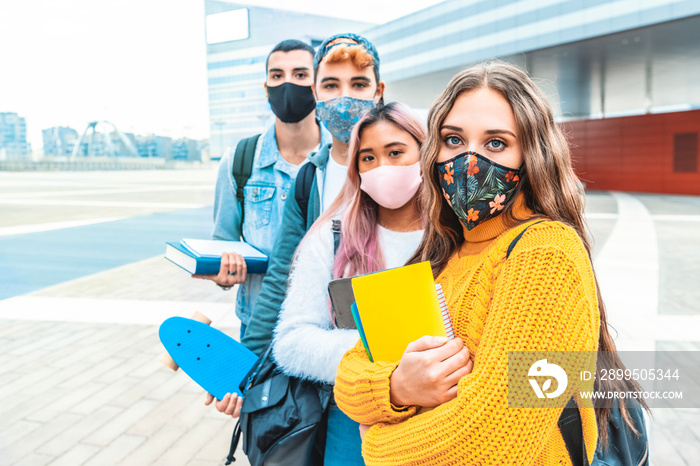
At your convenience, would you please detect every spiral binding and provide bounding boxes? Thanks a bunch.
[435,283,455,339]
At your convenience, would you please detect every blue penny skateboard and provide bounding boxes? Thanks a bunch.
[159,316,258,399]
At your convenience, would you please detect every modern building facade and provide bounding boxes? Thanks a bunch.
[0,112,31,160]
[203,0,700,194]
[203,1,371,159]
[172,138,202,161]
[364,0,700,195]
[42,126,79,157]
[135,135,173,159]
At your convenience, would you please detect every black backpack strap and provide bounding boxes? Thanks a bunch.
[558,397,589,466]
[506,220,546,259]
[226,420,242,464]
[294,161,317,224]
[232,134,261,223]
[331,219,341,255]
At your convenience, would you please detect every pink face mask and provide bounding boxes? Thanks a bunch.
[359,162,422,209]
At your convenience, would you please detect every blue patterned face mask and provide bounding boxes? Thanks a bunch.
[316,96,376,143]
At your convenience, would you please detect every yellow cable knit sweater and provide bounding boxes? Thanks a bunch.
[334,200,600,465]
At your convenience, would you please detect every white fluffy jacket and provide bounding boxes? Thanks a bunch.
[272,220,423,384]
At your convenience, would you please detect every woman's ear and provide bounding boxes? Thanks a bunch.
[374,81,386,103]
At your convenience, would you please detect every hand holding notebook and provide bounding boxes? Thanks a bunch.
[389,335,472,408]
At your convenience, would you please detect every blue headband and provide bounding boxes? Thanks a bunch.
[313,33,380,80]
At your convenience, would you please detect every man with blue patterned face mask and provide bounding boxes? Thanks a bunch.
[242,33,385,357]
[312,33,385,212]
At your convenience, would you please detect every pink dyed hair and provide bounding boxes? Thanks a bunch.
[313,102,427,280]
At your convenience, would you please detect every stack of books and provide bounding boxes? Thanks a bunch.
[165,238,268,275]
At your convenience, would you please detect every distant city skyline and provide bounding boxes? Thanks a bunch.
[0,0,443,152]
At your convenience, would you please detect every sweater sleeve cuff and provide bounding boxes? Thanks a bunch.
[367,361,418,423]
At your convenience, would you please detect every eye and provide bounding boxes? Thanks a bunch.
[487,139,507,150]
[444,135,462,147]
[388,150,403,157]
[323,82,337,90]
[271,73,282,79]
[353,82,368,89]
[361,154,375,162]
[295,72,308,79]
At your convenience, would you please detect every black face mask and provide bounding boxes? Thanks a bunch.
[266,82,316,123]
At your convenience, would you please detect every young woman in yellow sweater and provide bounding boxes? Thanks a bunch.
[334,62,646,465]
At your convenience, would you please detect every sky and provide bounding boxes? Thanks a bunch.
[0,0,443,152]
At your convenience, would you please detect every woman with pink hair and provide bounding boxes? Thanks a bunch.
[271,102,437,464]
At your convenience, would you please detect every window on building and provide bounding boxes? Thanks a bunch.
[206,8,249,44]
[674,132,698,173]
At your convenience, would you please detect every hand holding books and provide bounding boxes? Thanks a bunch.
[193,252,248,288]
[165,238,268,289]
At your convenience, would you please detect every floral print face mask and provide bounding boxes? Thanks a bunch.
[316,96,376,144]
[436,151,521,230]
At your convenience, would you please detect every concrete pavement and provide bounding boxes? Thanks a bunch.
[0,169,698,465]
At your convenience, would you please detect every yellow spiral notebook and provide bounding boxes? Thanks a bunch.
[351,261,454,362]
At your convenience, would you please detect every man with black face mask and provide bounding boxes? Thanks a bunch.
[197,40,331,344]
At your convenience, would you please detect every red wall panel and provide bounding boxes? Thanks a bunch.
[562,110,700,195]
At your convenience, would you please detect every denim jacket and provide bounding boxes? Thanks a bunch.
[241,142,336,355]
[211,122,331,326]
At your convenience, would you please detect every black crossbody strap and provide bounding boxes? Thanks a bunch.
[506,220,546,259]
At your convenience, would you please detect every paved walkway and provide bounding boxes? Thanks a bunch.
[0,170,699,465]
[0,170,247,466]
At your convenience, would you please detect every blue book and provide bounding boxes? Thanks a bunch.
[165,239,268,275]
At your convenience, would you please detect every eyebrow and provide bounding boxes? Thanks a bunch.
[268,67,310,73]
[441,125,462,132]
[440,125,517,138]
[320,77,340,83]
[351,76,371,83]
[485,129,517,138]
[358,142,407,154]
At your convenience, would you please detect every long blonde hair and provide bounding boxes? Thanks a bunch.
[408,61,648,445]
